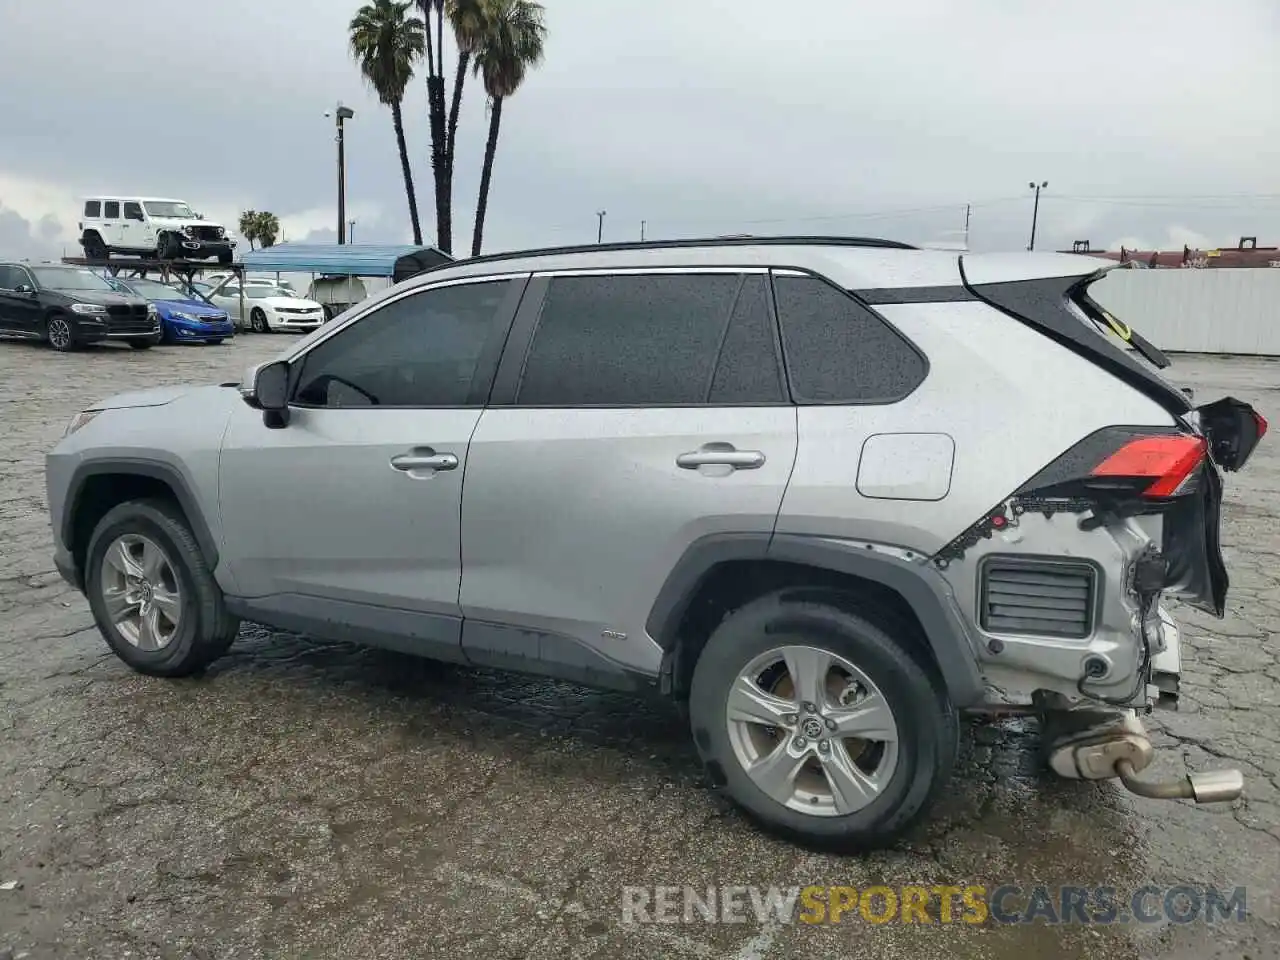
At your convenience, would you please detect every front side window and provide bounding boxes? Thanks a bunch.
[772,273,927,403]
[515,273,782,407]
[84,201,101,218]
[123,202,144,221]
[292,279,517,408]
[103,201,120,218]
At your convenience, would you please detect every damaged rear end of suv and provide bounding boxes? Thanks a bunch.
[944,253,1266,803]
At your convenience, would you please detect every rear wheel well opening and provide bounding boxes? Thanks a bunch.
[69,474,183,574]
[664,560,942,703]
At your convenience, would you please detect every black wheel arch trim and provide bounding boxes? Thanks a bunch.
[63,458,220,572]
[647,532,987,707]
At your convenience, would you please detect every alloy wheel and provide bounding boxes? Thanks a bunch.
[725,644,900,817]
[98,534,183,651]
[47,317,72,350]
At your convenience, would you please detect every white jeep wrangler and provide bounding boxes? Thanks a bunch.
[79,197,236,263]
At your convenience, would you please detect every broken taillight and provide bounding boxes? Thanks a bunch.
[1090,435,1208,498]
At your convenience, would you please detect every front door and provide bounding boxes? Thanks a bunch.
[459,270,799,680]
[218,275,527,657]
[0,265,41,335]
[121,201,152,251]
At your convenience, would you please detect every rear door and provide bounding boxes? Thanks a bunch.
[458,269,798,682]
[100,200,122,247]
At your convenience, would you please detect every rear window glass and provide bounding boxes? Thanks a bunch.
[772,274,927,403]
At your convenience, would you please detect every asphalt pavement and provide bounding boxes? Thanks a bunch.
[0,334,1276,959]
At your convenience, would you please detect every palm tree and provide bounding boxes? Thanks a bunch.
[418,0,450,252]
[238,210,260,250]
[350,0,426,246]
[444,0,490,203]
[253,212,281,249]
[470,0,545,256]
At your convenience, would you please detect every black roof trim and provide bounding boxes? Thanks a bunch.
[413,235,915,277]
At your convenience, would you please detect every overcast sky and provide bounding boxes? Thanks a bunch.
[1,0,1277,262]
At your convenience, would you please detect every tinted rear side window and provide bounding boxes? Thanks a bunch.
[516,273,744,406]
[84,201,101,217]
[103,201,120,218]
[772,274,926,403]
[709,275,785,404]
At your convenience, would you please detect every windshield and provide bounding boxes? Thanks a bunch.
[31,268,113,291]
[243,286,290,299]
[123,279,186,301]
[144,201,196,219]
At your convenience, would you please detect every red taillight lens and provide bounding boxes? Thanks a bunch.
[1253,410,1268,440]
[1091,435,1207,497]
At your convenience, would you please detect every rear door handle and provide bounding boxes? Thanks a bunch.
[676,445,766,470]
[390,449,459,473]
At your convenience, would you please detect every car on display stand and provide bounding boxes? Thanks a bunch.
[79,197,236,263]
[105,276,234,345]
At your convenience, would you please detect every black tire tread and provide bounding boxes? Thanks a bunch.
[688,588,958,853]
[85,498,238,677]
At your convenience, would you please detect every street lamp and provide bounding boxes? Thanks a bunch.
[325,103,356,244]
[596,210,607,244]
[1027,181,1048,251]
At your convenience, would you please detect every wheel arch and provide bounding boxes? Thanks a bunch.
[648,533,987,708]
[63,459,219,584]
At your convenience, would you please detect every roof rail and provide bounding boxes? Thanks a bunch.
[415,234,916,276]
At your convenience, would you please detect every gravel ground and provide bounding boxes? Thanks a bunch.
[0,334,1276,960]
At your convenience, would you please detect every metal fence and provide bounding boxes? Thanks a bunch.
[1089,268,1280,356]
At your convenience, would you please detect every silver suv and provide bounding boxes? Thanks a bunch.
[45,236,1267,851]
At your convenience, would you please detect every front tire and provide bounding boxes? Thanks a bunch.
[218,250,233,265]
[250,308,270,333]
[129,338,156,350]
[45,313,78,352]
[85,499,239,677]
[82,232,108,260]
[688,589,957,853]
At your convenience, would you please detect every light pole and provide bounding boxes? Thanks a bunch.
[1027,181,1048,251]
[640,220,646,241]
[326,103,355,244]
[596,210,606,244]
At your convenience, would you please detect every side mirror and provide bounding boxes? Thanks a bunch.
[14,284,33,295]
[244,360,291,428]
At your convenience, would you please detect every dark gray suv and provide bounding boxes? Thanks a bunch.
[0,263,160,351]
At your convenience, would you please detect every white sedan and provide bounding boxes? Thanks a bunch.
[209,281,327,333]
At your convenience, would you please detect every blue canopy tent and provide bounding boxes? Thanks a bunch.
[237,242,452,283]
[234,242,453,320]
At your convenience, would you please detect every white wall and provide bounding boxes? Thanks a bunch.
[1088,268,1280,356]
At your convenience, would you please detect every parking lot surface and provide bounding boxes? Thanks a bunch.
[0,335,1276,960]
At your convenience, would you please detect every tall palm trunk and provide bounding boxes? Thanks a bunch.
[421,2,450,253]
[471,95,503,257]
[391,99,423,245]
[446,51,469,168]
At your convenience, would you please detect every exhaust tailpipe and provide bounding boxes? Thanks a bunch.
[1114,759,1243,804]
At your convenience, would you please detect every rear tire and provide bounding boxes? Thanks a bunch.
[82,232,107,260]
[85,499,239,677]
[688,589,957,853]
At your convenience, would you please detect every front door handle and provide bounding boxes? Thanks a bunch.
[676,444,766,470]
[391,449,459,473]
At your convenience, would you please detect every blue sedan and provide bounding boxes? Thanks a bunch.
[106,277,234,344]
